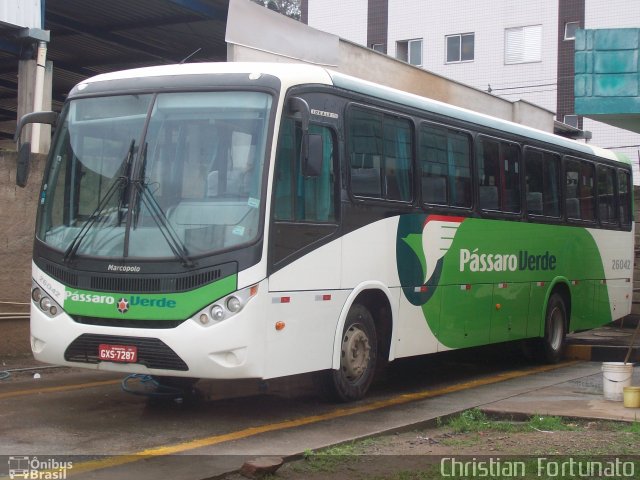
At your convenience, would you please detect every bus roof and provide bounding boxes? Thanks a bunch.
[77,62,621,164]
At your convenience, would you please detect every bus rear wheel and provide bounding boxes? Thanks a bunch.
[538,293,566,364]
[320,303,378,402]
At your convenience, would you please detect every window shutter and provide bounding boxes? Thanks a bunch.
[505,25,541,64]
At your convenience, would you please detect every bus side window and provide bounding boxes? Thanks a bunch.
[419,124,471,207]
[501,143,521,213]
[618,170,632,227]
[565,158,595,221]
[349,108,383,198]
[348,107,412,202]
[383,117,412,202]
[565,159,581,219]
[543,152,561,217]
[580,161,596,221]
[597,166,617,225]
[274,117,298,221]
[273,117,336,223]
[304,124,336,222]
[477,138,500,210]
[525,149,560,217]
[477,137,521,213]
[525,150,544,215]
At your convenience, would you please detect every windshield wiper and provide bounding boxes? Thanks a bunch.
[133,144,194,268]
[62,176,126,263]
[134,181,194,268]
[63,140,136,263]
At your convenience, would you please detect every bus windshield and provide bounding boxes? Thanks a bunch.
[37,91,273,260]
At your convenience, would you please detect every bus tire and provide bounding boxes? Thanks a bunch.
[538,293,566,364]
[321,304,378,402]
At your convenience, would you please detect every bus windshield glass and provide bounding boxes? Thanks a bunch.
[37,91,273,260]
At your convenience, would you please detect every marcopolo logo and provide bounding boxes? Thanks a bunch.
[460,248,557,273]
[107,264,141,273]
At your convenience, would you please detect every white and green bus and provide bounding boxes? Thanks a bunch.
[18,63,633,401]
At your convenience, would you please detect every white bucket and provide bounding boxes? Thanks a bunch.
[602,362,633,401]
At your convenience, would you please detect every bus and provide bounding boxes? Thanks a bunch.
[17,62,634,402]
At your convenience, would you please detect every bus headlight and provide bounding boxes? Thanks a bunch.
[226,296,241,313]
[40,297,52,311]
[210,305,225,321]
[32,281,62,318]
[32,288,42,302]
[193,284,259,327]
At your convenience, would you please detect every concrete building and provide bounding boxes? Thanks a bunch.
[303,0,640,181]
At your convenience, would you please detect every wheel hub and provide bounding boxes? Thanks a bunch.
[341,324,371,382]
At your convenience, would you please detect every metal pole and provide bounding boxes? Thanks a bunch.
[30,40,48,154]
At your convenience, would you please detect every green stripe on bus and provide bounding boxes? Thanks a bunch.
[62,274,237,321]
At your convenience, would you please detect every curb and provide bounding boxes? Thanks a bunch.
[564,344,640,363]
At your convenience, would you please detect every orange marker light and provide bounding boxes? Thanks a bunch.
[275,321,286,331]
[496,304,502,310]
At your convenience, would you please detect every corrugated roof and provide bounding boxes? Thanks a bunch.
[0,0,231,145]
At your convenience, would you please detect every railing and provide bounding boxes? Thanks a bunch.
[0,301,29,320]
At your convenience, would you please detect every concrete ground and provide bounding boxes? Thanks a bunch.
[1,318,639,479]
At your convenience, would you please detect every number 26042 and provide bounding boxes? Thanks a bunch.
[612,259,631,270]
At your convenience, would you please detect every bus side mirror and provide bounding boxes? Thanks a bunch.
[13,110,57,188]
[288,97,324,177]
[16,142,31,187]
[303,133,324,177]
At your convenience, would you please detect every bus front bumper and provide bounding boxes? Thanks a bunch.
[29,294,268,380]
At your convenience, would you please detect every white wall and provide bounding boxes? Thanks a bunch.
[387,0,558,112]
[307,0,368,46]
[0,0,41,29]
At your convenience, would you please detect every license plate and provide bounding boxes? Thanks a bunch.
[98,344,137,363]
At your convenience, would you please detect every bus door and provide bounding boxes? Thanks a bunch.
[266,117,341,377]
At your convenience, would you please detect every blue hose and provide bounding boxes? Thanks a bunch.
[121,374,187,398]
[0,371,10,381]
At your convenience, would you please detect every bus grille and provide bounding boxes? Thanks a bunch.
[71,316,186,329]
[37,259,232,294]
[45,263,79,287]
[64,334,188,371]
[91,276,161,292]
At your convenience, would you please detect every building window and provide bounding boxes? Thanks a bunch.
[505,25,542,64]
[564,21,580,40]
[446,33,474,63]
[397,39,422,66]
[563,114,579,128]
[371,43,386,54]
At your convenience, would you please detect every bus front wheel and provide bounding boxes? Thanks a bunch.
[321,303,378,402]
[539,293,566,363]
